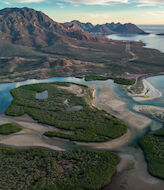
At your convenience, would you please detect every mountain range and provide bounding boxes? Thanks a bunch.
[65,20,148,36]
[0,7,163,82]
[0,7,107,48]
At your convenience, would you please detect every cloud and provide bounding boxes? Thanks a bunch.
[59,0,129,5]
[148,10,164,17]
[59,0,164,6]
[3,0,45,3]
[56,2,64,8]
[65,12,113,24]
[2,0,164,7]
[136,0,164,7]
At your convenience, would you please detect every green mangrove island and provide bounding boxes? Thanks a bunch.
[140,128,164,179]
[0,123,22,135]
[6,82,127,142]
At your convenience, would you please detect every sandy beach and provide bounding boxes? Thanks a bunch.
[129,79,162,101]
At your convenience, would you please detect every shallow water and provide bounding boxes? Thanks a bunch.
[0,76,164,189]
[36,90,48,99]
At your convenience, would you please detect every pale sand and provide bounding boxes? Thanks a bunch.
[92,84,151,130]
[105,148,164,190]
[134,105,164,122]
[0,114,65,151]
[76,84,151,149]
[58,84,84,97]
[131,79,162,101]
[134,105,164,112]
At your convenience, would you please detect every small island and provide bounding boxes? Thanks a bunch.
[134,105,164,122]
[6,82,127,142]
[0,123,22,135]
[157,33,164,36]
[140,128,164,179]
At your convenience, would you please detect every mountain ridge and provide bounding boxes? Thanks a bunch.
[0,7,108,47]
[65,20,148,36]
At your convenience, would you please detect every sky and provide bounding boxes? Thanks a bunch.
[0,0,164,25]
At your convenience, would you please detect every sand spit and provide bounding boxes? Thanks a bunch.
[76,84,151,149]
[130,79,162,101]
[134,105,164,122]
[76,129,131,149]
[92,84,151,130]
[0,114,65,151]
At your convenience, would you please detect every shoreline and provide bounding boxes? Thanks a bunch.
[128,79,162,101]
[0,71,164,84]
[0,114,65,151]
[134,105,164,122]
[76,84,151,149]
[91,84,151,130]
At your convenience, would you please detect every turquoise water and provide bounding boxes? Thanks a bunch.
[0,75,163,143]
[0,77,114,114]
[0,76,164,115]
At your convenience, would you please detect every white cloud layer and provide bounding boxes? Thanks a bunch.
[59,0,128,5]
[1,0,164,6]
[59,0,164,6]
[3,0,44,3]
[137,0,164,7]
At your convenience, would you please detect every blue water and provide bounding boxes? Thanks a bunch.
[107,25,164,53]
[0,75,164,121]
[0,77,114,114]
[139,25,164,34]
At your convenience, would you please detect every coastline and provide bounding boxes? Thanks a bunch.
[91,84,151,130]
[128,79,162,101]
[76,84,151,149]
[0,114,65,151]
[134,105,164,122]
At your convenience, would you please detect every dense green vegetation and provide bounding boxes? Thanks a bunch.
[0,146,119,190]
[154,128,164,136]
[6,82,127,142]
[113,78,135,85]
[0,123,22,135]
[85,75,111,81]
[139,129,164,179]
[84,75,135,86]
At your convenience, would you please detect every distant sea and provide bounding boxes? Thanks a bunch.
[107,25,164,52]
[139,25,164,34]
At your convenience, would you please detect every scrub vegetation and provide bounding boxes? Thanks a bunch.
[6,82,127,142]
